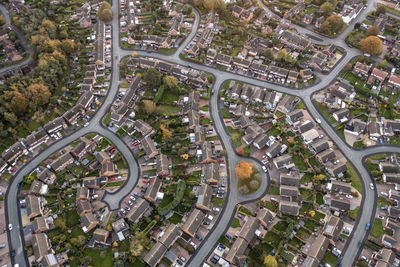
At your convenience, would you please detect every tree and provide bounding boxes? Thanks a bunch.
[98,1,113,22]
[142,100,157,115]
[81,256,92,266]
[160,124,172,141]
[360,36,383,56]
[5,91,27,115]
[320,2,334,14]
[60,39,75,54]
[41,20,57,39]
[264,48,274,60]
[366,25,379,36]
[163,75,178,89]
[378,59,387,69]
[142,68,162,88]
[25,83,51,106]
[276,48,288,62]
[264,255,278,267]
[354,22,361,30]
[183,5,193,15]
[0,16,4,27]
[129,232,148,257]
[320,15,344,35]
[376,5,386,15]
[235,162,254,180]
[54,217,67,231]
[71,235,86,247]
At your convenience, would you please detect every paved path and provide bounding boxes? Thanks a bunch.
[0,4,33,74]
[6,0,400,266]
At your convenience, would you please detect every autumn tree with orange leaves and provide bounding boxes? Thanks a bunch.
[235,161,254,180]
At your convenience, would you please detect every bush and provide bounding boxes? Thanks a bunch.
[158,180,186,216]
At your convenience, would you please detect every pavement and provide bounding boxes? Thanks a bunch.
[5,0,400,266]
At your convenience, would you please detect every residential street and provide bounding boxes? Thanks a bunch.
[5,0,400,266]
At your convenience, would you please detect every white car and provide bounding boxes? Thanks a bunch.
[346,194,353,199]
[8,224,12,231]
[370,183,374,190]
[316,118,322,124]
[262,166,267,173]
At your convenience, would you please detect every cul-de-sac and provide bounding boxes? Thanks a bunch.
[1,0,400,266]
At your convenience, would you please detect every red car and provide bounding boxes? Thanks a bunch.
[225,120,231,123]
[108,177,115,181]
[42,161,46,164]
[109,148,116,154]
[217,158,224,162]
[133,143,140,147]
[11,169,16,172]
[200,114,205,118]
[142,179,147,183]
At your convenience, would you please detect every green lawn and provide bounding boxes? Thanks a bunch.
[66,210,80,228]
[160,105,181,115]
[315,101,336,124]
[293,154,308,171]
[347,206,359,220]
[158,48,176,55]
[346,162,363,194]
[264,231,281,247]
[231,218,241,228]
[167,213,183,224]
[269,186,280,195]
[323,252,338,266]
[316,193,324,205]
[160,91,179,104]
[370,218,385,238]
[84,248,113,267]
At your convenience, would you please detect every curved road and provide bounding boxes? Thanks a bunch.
[6,0,400,266]
[0,4,33,74]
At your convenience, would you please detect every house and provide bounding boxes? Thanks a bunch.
[233,57,252,71]
[279,200,299,216]
[29,180,48,196]
[383,173,400,184]
[32,233,54,263]
[301,129,319,144]
[330,81,356,102]
[369,121,381,139]
[375,248,395,264]
[327,162,348,177]
[330,197,351,211]
[27,195,44,219]
[199,141,214,163]
[330,180,351,194]
[323,215,343,241]
[388,206,400,219]
[316,149,336,164]
[37,168,56,184]
[379,162,400,173]
[315,16,325,28]
[263,91,277,109]
[43,117,67,135]
[231,5,244,18]
[286,109,304,125]
[159,224,181,248]
[144,242,168,267]
[300,69,313,81]
[33,216,50,233]
[309,139,329,154]
[251,87,265,103]
[269,66,289,80]
[368,68,389,84]
[24,129,50,151]
[287,70,299,83]
[280,172,300,187]
[309,51,328,72]
[196,184,213,211]
[144,177,162,203]
[0,158,7,175]
[94,151,110,165]
[391,41,400,56]
[112,218,128,233]
[238,216,259,243]
[302,234,329,263]
[276,95,294,114]
[204,162,219,185]
[253,134,269,150]
[76,187,89,201]
[388,74,400,90]
[353,61,370,76]
[332,108,350,122]
[206,48,217,61]
[303,14,314,24]
[216,54,232,68]
[345,119,367,136]
[93,228,109,245]
[188,109,200,129]
[81,212,98,232]
[181,208,204,237]
[250,62,268,75]
[240,10,254,23]
[141,136,159,160]
[266,142,282,159]
[156,154,169,176]
[280,185,299,197]
[50,152,74,172]
[225,237,248,265]
[374,14,388,33]
[76,91,94,110]
[76,199,92,217]
[274,154,294,169]
[280,30,311,51]
[257,208,273,227]
[323,44,336,57]
[63,105,84,125]
[127,198,150,224]
[1,141,27,166]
